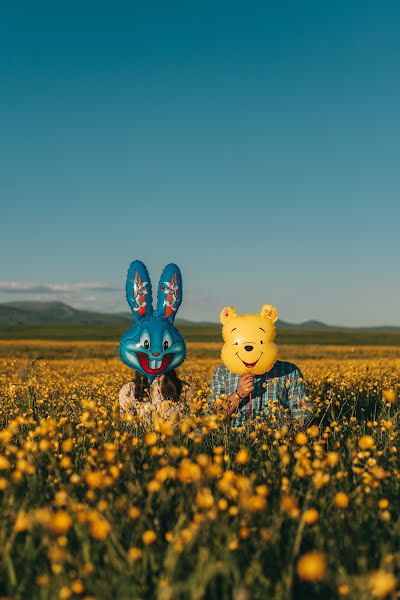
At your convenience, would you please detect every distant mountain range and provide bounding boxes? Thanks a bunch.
[0,300,399,332]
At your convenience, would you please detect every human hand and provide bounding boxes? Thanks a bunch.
[237,373,254,399]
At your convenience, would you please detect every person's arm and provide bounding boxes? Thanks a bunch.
[209,368,254,419]
[287,367,313,425]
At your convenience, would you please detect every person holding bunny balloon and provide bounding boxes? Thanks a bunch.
[119,260,191,426]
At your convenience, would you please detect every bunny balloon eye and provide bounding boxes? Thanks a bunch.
[140,330,151,350]
[162,331,173,350]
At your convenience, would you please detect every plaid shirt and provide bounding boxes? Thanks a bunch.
[209,360,313,427]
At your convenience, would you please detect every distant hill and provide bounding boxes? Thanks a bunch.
[0,300,399,332]
[0,301,130,326]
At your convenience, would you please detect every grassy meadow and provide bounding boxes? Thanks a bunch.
[0,340,399,599]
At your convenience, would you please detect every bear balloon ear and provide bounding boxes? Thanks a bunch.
[260,304,278,323]
[220,306,237,324]
[125,260,153,321]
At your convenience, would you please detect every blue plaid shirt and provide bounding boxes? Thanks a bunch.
[209,361,313,427]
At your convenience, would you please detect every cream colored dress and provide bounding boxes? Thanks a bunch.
[119,375,189,425]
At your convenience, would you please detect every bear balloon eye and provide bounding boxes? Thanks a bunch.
[260,340,263,344]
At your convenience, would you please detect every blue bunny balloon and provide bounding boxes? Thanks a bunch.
[119,261,186,383]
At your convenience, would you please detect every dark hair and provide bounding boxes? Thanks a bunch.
[134,369,183,402]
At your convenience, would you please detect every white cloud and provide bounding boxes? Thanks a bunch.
[0,281,120,294]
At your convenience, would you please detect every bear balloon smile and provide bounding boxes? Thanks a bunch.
[119,261,186,383]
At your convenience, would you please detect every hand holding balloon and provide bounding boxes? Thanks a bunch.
[237,373,254,399]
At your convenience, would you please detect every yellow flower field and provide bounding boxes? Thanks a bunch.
[0,341,399,599]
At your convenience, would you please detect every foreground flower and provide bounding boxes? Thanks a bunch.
[142,530,157,545]
[334,492,349,509]
[235,449,250,465]
[369,570,397,598]
[358,436,375,450]
[145,432,158,446]
[49,511,72,535]
[382,388,397,404]
[295,432,308,446]
[302,508,319,525]
[128,547,143,561]
[89,516,110,541]
[297,551,327,582]
[14,510,31,532]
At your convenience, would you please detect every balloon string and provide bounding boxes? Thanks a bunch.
[247,368,253,418]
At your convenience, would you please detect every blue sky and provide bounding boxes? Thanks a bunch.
[1,1,399,325]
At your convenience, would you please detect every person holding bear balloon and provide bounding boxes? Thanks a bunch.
[209,304,313,427]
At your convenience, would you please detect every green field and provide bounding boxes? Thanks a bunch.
[1,323,400,346]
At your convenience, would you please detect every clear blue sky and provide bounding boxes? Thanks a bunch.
[1,1,399,325]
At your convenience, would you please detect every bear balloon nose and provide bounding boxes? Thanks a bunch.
[244,345,254,352]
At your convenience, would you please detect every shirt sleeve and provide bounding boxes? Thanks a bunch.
[287,367,313,421]
[207,365,227,413]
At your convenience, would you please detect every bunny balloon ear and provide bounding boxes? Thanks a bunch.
[156,263,183,323]
[125,260,153,321]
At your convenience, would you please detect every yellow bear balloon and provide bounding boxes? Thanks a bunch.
[220,304,279,376]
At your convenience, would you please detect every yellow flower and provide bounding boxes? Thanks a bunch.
[280,496,299,518]
[297,551,327,582]
[228,539,238,550]
[128,506,141,520]
[218,498,228,511]
[295,432,308,446]
[195,487,214,509]
[177,459,201,483]
[338,583,350,596]
[303,508,319,525]
[235,449,250,465]
[382,388,397,404]
[147,480,161,493]
[326,452,339,467]
[14,510,31,532]
[39,439,51,452]
[128,547,143,561]
[144,432,158,446]
[142,530,157,545]
[378,498,389,509]
[358,436,375,450]
[85,471,103,489]
[255,485,269,497]
[0,455,11,470]
[59,586,72,600]
[89,516,110,541]
[71,580,84,594]
[369,571,397,598]
[49,511,72,535]
[334,492,349,509]
[61,439,73,453]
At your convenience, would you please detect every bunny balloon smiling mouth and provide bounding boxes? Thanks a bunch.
[135,351,175,375]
